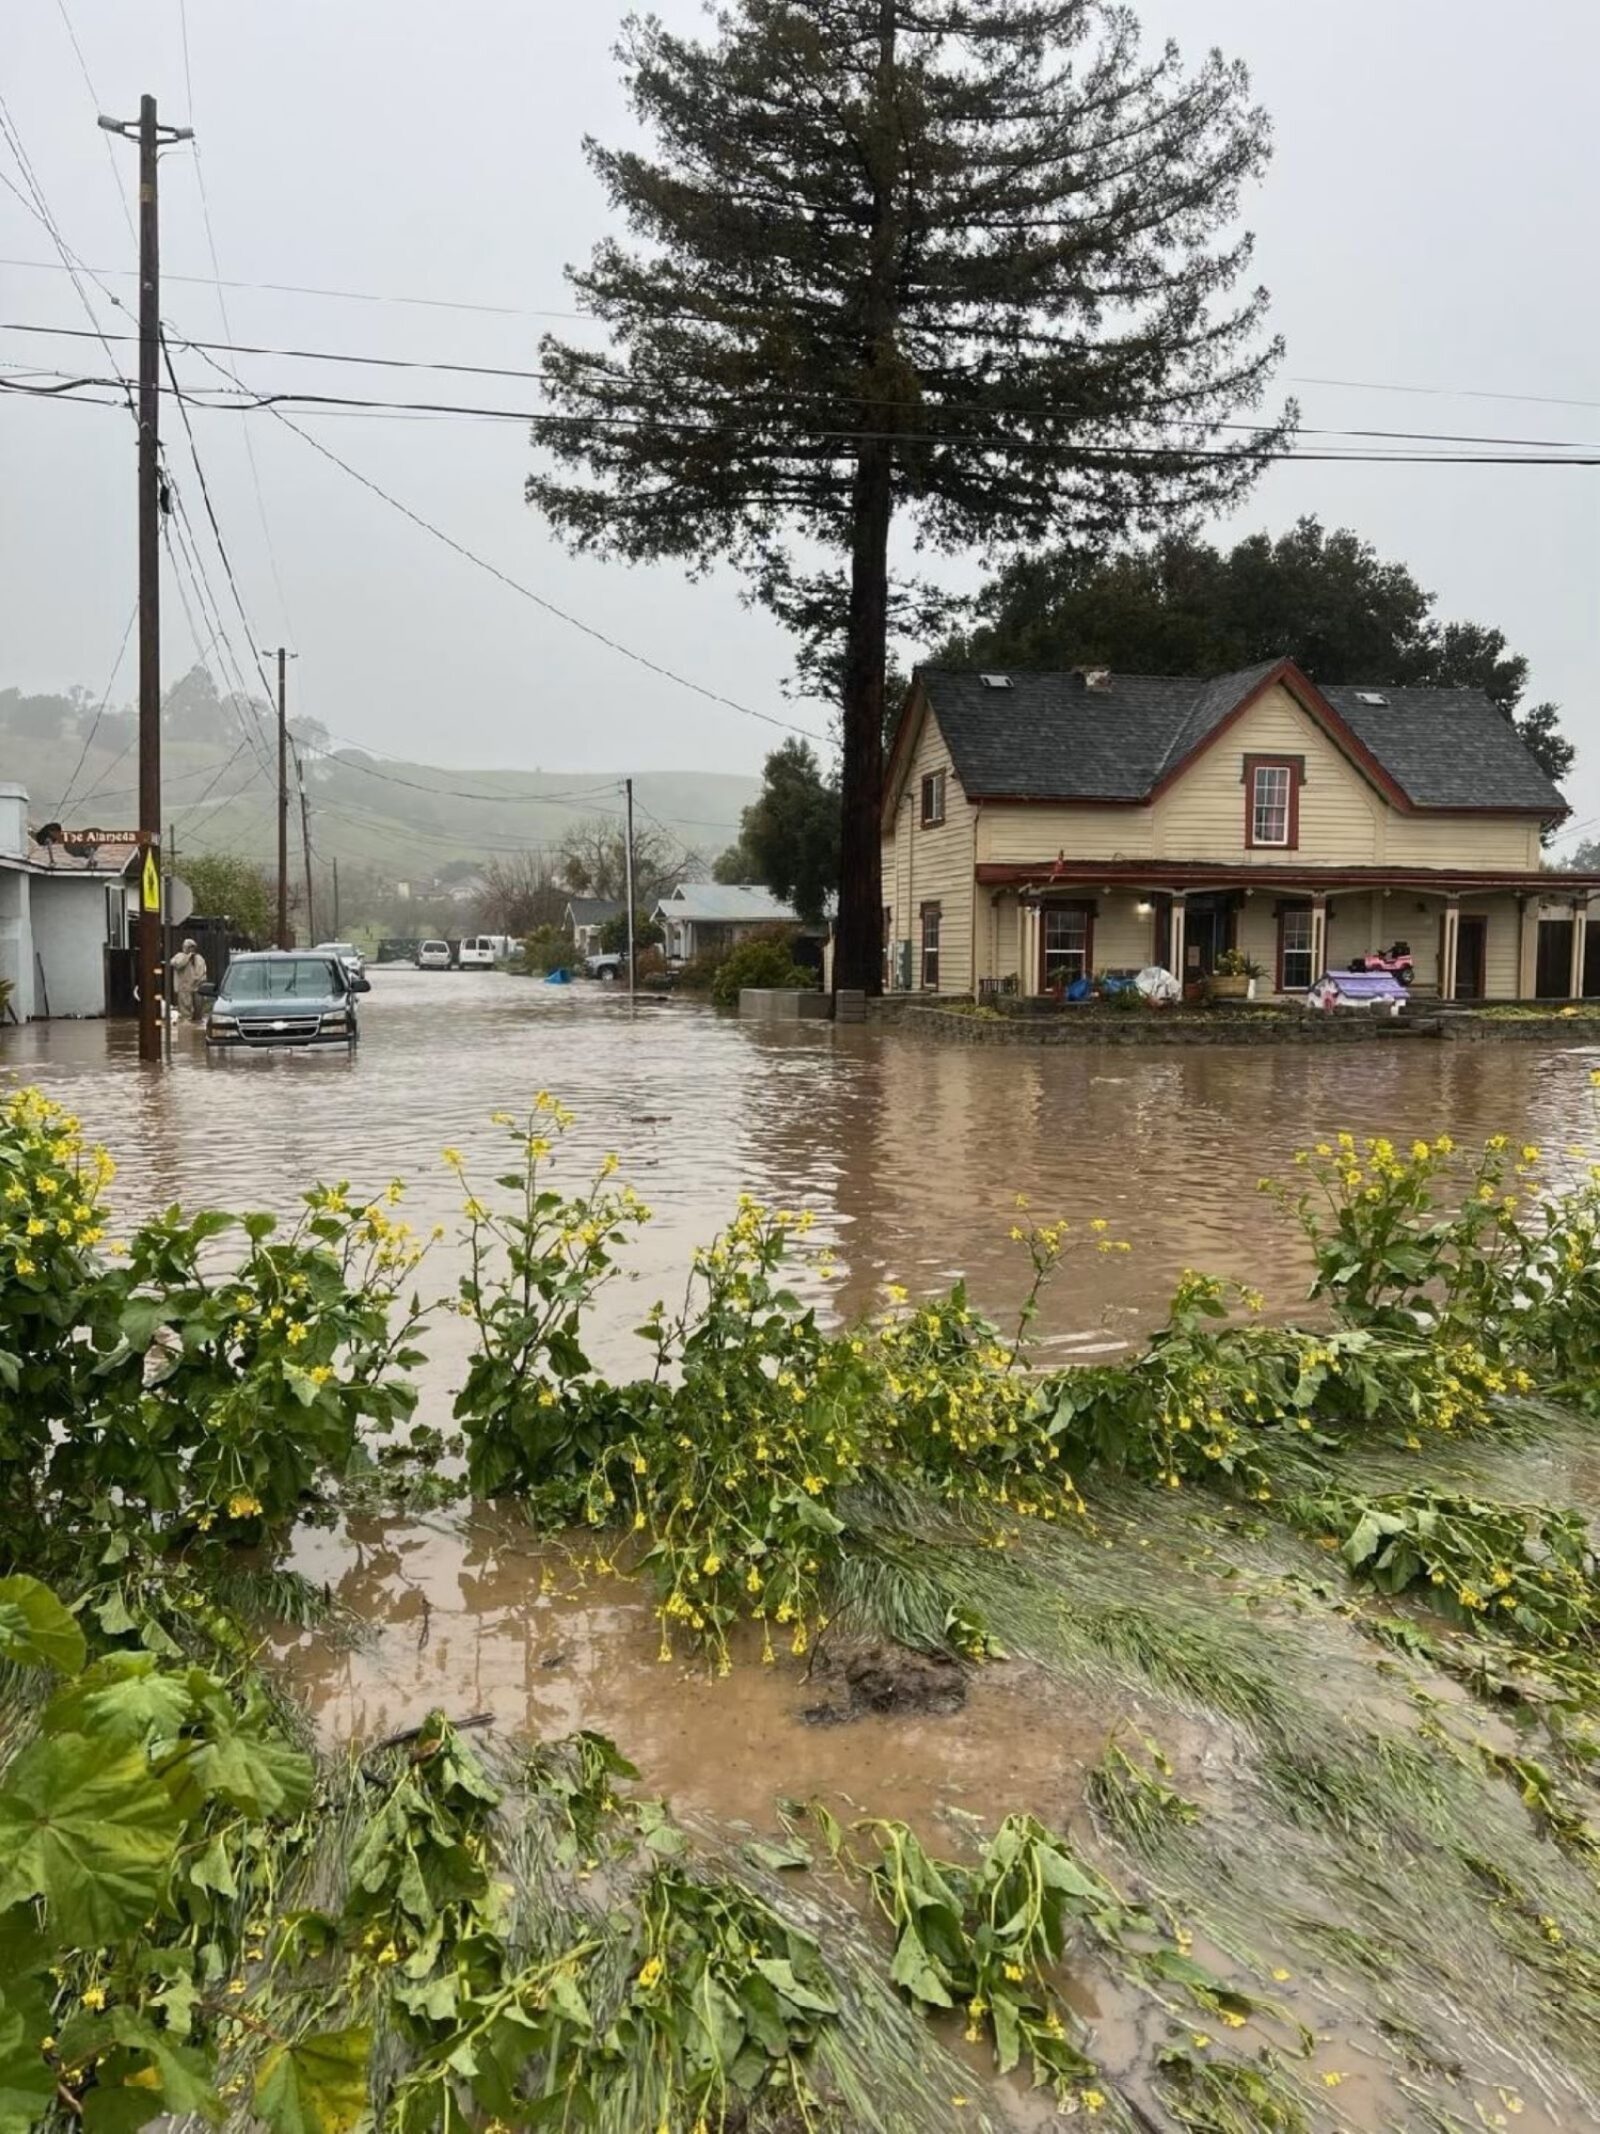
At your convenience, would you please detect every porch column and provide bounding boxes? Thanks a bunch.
[1516,895,1539,1001]
[1309,893,1327,979]
[1167,895,1186,984]
[1570,898,1590,1000]
[1440,899,1460,1002]
[1021,901,1039,994]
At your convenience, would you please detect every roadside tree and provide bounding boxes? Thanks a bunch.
[179,851,274,943]
[557,816,691,909]
[528,0,1286,990]
[729,740,839,929]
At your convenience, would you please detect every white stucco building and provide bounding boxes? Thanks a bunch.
[0,783,133,1022]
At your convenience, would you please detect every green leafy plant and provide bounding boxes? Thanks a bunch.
[708,934,814,1010]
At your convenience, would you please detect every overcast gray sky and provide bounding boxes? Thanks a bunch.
[3,1,1597,848]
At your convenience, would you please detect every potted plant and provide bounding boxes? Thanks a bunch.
[1209,948,1262,1001]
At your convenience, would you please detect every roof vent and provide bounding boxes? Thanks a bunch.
[979,672,1013,690]
[1355,690,1388,706]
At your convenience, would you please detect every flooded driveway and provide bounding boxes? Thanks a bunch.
[4,966,1596,1371]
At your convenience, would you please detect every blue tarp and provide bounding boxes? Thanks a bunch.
[544,968,572,985]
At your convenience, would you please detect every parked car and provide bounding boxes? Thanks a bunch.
[415,940,452,970]
[315,940,366,979]
[584,951,623,981]
[204,951,368,1052]
[457,935,497,970]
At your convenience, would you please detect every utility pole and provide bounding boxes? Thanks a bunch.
[100,95,191,1061]
[272,647,289,947]
[332,856,340,936]
[299,779,315,945]
[623,776,637,998]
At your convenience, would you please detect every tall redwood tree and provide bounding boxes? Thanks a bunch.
[528,1,1288,991]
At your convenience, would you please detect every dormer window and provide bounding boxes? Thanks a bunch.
[920,770,946,826]
[1245,756,1301,850]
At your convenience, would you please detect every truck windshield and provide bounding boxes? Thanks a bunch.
[221,959,341,1001]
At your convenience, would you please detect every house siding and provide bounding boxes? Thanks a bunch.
[1152,685,1383,862]
[885,713,975,993]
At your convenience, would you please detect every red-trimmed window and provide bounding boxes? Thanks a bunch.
[1277,904,1315,991]
[920,770,946,826]
[920,903,942,989]
[1245,757,1300,848]
[1042,903,1094,988]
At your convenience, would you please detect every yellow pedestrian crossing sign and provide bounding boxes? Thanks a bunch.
[141,848,160,913]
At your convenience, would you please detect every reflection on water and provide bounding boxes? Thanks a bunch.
[5,969,1598,1383]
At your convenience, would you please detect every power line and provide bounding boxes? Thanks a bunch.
[50,0,135,243]
[11,321,1600,453]
[316,755,626,806]
[167,348,832,742]
[16,354,1600,465]
[172,7,298,654]
[7,255,1600,419]
[53,600,136,818]
[0,116,134,417]
[0,251,603,322]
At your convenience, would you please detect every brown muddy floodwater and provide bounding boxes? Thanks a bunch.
[6,974,1594,2127]
[6,965,1599,1369]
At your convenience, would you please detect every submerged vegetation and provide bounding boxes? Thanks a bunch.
[0,1078,1599,2129]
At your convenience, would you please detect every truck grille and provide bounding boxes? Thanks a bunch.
[239,1015,322,1043]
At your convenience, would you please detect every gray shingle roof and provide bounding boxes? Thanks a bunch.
[1319,686,1564,809]
[914,664,1564,814]
[652,884,799,923]
[564,896,624,927]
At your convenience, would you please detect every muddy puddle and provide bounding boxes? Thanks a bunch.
[279,1510,1146,1846]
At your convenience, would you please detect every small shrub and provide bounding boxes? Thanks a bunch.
[520,924,572,972]
[709,935,815,1009]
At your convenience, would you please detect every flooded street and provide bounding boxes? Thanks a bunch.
[4,973,1596,2129]
[4,966,1598,1378]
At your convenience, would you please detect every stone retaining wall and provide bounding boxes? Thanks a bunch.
[888,1006,1600,1048]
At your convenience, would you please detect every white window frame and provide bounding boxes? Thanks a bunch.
[1279,907,1315,990]
[920,770,946,827]
[1251,763,1292,847]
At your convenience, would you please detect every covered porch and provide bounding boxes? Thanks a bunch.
[975,863,1600,1004]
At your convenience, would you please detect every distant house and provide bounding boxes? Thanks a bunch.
[882,658,1598,1001]
[651,883,812,964]
[564,896,624,959]
[0,783,135,1019]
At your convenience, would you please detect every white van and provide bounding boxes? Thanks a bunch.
[457,935,498,970]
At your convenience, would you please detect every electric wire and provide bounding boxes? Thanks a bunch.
[8,321,1596,454]
[6,256,1600,417]
[0,118,134,416]
[50,0,136,242]
[52,600,136,819]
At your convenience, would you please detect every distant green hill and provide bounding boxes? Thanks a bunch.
[0,694,758,880]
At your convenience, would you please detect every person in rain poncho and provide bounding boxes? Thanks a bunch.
[170,938,207,1021]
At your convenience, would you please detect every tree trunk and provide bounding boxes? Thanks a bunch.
[833,0,899,999]
[835,442,892,995]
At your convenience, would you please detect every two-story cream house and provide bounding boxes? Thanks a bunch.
[881,658,1596,1002]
